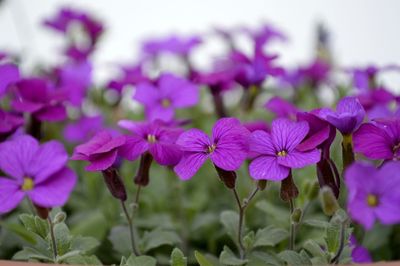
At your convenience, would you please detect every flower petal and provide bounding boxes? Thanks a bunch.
[176,129,210,152]
[271,118,309,151]
[34,105,67,122]
[249,155,289,181]
[133,82,159,106]
[149,143,182,165]
[0,177,25,214]
[249,130,275,156]
[174,152,208,180]
[277,149,321,168]
[158,74,199,108]
[118,135,148,161]
[86,150,118,171]
[72,131,112,158]
[347,191,376,230]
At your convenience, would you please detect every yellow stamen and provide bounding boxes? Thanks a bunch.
[161,98,171,108]
[367,194,379,207]
[277,150,287,157]
[147,134,157,143]
[22,177,34,191]
[208,144,216,154]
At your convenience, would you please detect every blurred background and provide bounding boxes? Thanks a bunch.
[0,0,399,85]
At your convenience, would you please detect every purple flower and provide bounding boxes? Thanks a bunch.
[241,23,287,53]
[118,119,183,166]
[317,96,365,135]
[265,96,300,119]
[350,235,372,263]
[174,118,250,180]
[0,135,77,214]
[345,161,400,230]
[12,78,67,122]
[72,131,125,171]
[353,118,400,160]
[243,121,270,133]
[142,35,202,57]
[134,73,199,122]
[0,63,20,98]
[0,109,24,141]
[249,118,320,181]
[107,63,149,94]
[63,115,105,143]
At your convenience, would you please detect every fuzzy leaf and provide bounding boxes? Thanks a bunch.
[64,254,102,265]
[253,226,289,247]
[220,210,239,243]
[279,250,311,266]
[248,251,282,266]
[141,228,181,252]
[54,223,72,256]
[219,246,247,265]
[194,251,214,266]
[303,219,329,229]
[109,226,131,256]
[70,236,100,252]
[170,247,187,266]
[12,247,53,262]
[303,240,327,260]
[124,255,157,266]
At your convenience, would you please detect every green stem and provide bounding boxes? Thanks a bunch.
[289,199,296,250]
[47,216,57,261]
[121,201,140,256]
[330,221,346,264]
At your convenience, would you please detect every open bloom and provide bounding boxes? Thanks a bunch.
[118,119,183,165]
[350,235,372,263]
[12,78,67,122]
[317,96,365,135]
[72,131,125,171]
[345,161,400,230]
[353,118,400,160]
[265,96,300,119]
[134,73,199,122]
[249,118,320,181]
[0,135,77,213]
[0,63,20,98]
[174,118,250,180]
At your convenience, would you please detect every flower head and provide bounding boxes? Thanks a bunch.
[118,119,183,166]
[349,235,372,263]
[317,96,365,135]
[0,135,77,213]
[249,118,320,181]
[134,73,199,122]
[345,161,400,230]
[0,63,20,98]
[107,63,149,94]
[174,118,250,180]
[72,131,126,171]
[12,78,67,122]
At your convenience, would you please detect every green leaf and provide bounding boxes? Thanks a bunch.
[34,216,49,238]
[109,226,131,256]
[56,250,81,262]
[63,254,102,265]
[303,219,329,229]
[219,246,247,265]
[279,250,311,266]
[70,236,100,253]
[303,240,327,260]
[54,222,72,256]
[19,214,37,233]
[243,231,255,250]
[248,251,282,266]
[12,247,53,262]
[220,210,239,243]
[194,251,214,266]
[255,200,288,224]
[1,222,37,244]
[123,255,157,266]
[170,247,187,266]
[141,228,181,252]
[324,223,340,253]
[253,226,289,248]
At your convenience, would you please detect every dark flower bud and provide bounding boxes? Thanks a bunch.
[316,157,340,198]
[28,116,42,140]
[320,186,339,216]
[280,172,299,201]
[257,180,267,191]
[34,204,49,219]
[54,212,66,224]
[291,208,302,224]
[214,164,236,189]
[102,167,127,201]
[134,153,153,186]
[342,134,355,170]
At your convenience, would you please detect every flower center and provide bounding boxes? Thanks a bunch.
[366,194,379,207]
[207,144,216,154]
[22,177,34,191]
[277,150,287,157]
[161,98,171,108]
[147,134,157,143]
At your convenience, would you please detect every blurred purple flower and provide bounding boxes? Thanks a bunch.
[174,118,250,180]
[354,118,400,160]
[72,131,126,171]
[242,23,287,53]
[107,63,149,94]
[63,115,105,143]
[118,119,183,166]
[345,161,400,230]
[0,63,20,98]
[12,78,67,122]
[350,235,372,263]
[0,109,24,141]
[0,135,76,213]
[134,73,199,122]
[243,121,270,133]
[265,96,300,119]
[142,35,202,57]
[249,118,320,181]
[317,96,365,135]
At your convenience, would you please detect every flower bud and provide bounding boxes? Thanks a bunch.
[34,204,49,219]
[317,157,340,198]
[134,153,153,186]
[102,167,127,201]
[291,208,302,224]
[342,134,355,170]
[214,164,236,189]
[257,180,267,191]
[320,186,339,216]
[54,212,66,224]
[280,172,299,201]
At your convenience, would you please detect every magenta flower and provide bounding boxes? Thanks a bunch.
[265,96,300,119]
[142,35,202,57]
[249,118,320,181]
[345,161,400,230]
[12,78,67,122]
[350,236,372,263]
[353,118,400,160]
[107,63,149,94]
[0,63,20,98]
[243,121,270,133]
[63,115,105,143]
[0,135,77,214]
[72,131,126,171]
[134,73,199,122]
[174,118,250,180]
[0,109,24,141]
[118,119,183,166]
[317,96,365,135]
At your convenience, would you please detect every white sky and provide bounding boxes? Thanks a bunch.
[1,0,399,86]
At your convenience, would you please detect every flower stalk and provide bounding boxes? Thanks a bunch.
[47,215,58,261]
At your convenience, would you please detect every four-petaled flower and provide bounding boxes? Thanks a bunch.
[174,118,250,180]
[0,135,77,214]
[249,118,321,181]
